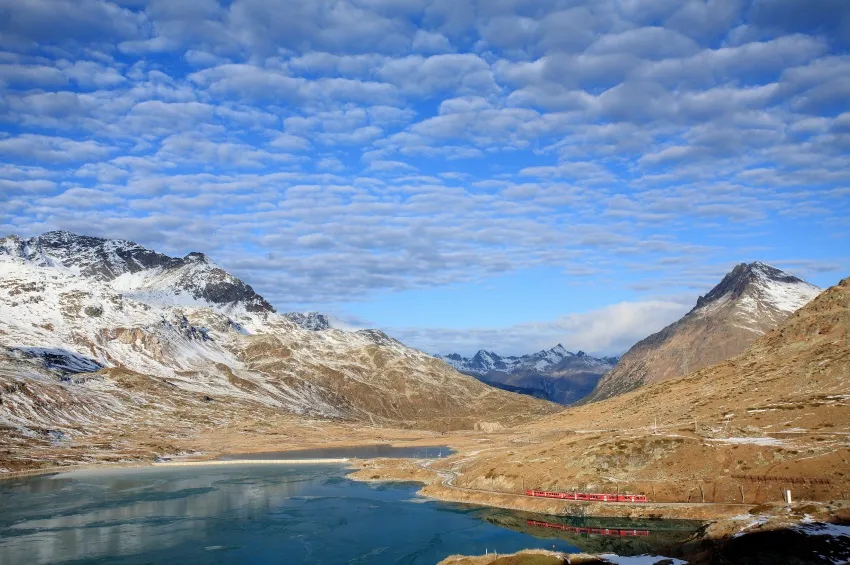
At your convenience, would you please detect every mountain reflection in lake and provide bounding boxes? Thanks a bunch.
[0,466,696,564]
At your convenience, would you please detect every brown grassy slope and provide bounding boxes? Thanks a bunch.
[0,331,560,472]
[233,333,561,431]
[444,277,850,503]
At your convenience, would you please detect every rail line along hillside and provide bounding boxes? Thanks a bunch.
[525,489,648,503]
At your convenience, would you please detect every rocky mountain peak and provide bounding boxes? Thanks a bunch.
[282,311,331,330]
[183,251,210,264]
[1,230,274,313]
[585,260,820,403]
[693,261,812,311]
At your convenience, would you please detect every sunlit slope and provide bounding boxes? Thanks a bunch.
[449,276,849,503]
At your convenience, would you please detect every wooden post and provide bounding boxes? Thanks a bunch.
[652,485,655,501]
[700,485,705,503]
[740,485,745,503]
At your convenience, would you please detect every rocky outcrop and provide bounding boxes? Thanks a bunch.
[282,312,332,330]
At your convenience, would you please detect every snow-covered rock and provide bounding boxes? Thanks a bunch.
[282,311,332,330]
[1,231,273,313]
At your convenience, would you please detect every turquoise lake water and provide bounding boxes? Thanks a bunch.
[0,465,697,564]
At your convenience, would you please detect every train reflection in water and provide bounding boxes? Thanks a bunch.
[526,519,650,537]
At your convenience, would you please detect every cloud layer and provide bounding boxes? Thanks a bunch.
[1,0,848,354]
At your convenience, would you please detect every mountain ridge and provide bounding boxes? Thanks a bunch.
[0,231,558,471]
[437,345,618,404]
[1,231,275,313]
[584,261,820,403]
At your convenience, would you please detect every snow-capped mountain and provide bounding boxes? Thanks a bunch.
[282,311,332,330]
[1,231,273,313]
[436,346,618,404]
[584,261,821,403]
[0,231,556,470]
[438,345,616,376]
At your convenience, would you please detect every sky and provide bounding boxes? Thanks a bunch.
[1,0,849,357]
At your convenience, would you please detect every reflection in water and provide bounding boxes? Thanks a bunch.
[526,519,650,537]
[0,466,695,565]
[478,509,701,559]
[0,466,325,565]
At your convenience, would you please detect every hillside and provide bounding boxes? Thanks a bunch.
[420,275,849,504]
[585,261,819,402]
[438,346,617,404]
[0,231,558,471]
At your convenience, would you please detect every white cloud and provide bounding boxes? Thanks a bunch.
[0,134,112,163]
[390,299,693,356]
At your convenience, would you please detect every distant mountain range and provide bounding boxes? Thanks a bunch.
[583,261,820,403]
[436,346,618,404]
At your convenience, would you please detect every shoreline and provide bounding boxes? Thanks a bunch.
[347,458,754,521]
[6,442,844,527]
[0,437,451,481]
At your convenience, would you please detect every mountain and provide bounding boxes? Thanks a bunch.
[583,261,819,403]
[436,346,618,404]
[428,274,850,505]
[0,231,557,471]
[282,312,332,330]
[1,231,273,312]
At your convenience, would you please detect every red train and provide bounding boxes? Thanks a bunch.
[525,489,648,503]
[527,519,650,537]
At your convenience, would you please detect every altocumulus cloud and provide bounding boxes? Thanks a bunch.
[0,0,848,354]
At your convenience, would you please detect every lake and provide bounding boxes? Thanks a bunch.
[0,465,698,564]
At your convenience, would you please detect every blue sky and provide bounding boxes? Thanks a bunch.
[1,0,848,356]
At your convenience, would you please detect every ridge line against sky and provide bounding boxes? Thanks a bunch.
[1,0,848,356]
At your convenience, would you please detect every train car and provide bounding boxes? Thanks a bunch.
[525,489,647,503]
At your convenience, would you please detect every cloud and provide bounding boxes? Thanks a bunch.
[0,134,112,163]
[0,0,847,333]
[390,299,693,356]
[0,0,144,48]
